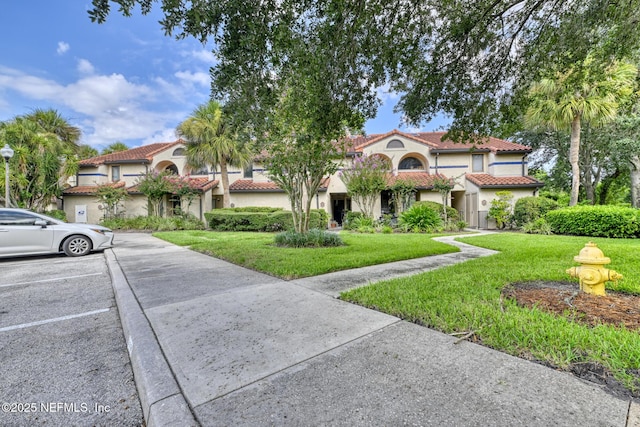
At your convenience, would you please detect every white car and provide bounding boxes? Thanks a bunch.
[0,208,114,258]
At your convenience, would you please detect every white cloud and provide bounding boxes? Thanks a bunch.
[57,41,70,55]
[188,49,217,64]
[375,82,400,104]
[175,70,210,87]
[0,66,185,147]
[142,128,178,146]
[77,59,95,75]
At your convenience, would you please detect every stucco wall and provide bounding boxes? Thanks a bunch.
[229,192,292,209]
[488,153,527,177]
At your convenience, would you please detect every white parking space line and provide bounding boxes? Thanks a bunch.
[0,308,110,332]
[0,272,103,288]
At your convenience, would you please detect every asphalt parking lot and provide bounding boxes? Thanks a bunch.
[0,252,143,426]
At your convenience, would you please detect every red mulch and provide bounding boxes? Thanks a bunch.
[502,281,640,331]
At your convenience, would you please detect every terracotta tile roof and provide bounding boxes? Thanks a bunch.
[62,181,126,195]
[65,178,218,195]
[127,177,219,194]
[349,129,531,154]
[190,178,219,192]
[79,140,183,167]
[386,172,448,189]
[465,174,544,188]
[230,178,330,192]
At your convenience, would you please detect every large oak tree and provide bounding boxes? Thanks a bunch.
[90,0,640,140]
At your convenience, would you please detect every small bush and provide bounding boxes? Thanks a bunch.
[274,228,344,248]
[522,217,552,235]
[512,196,559,227]
[413,201,459,221]
[546,205,640,238]
[342,211,364,230]
[487,191,514,229]
[350,215,375,230]
[399,203,443,232]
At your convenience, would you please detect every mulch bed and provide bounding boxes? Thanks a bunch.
[502,280,640,331]
[501,280,640,401]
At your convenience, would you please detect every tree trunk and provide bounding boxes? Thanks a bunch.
[220,158,231,208]
[630,155,640,208]
[569,115,581,206]
[597,169,621,205]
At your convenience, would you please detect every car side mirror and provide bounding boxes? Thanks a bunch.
[34,219,48,228]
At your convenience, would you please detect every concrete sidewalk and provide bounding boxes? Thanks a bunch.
[106,232,639,427]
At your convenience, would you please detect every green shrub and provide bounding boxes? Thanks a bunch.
[44,209,67,222]
[546,205,640,238]
[274,228,344,247]
[226,206,283,213]
[205,209,327,231]
[381,225,394,234]
[512,196,559,227]
[350,215,375,229]
[413,201,459,221]
[100,215,205,231]
[487,191,514,229]
[342,211,365,230]
[455,220,468,231]
[522,217,552,235]
[399,203,443,232]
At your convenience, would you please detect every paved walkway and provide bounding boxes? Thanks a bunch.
[106,232,639,427]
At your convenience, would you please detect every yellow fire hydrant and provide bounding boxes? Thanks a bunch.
[566,242,622,296]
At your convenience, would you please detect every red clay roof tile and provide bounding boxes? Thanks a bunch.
[386,172,448,189]
[349,130,531,154]
[230,178,330,192]
[465,174,543,188]
[79,141,183,167]
[62,181,126,195]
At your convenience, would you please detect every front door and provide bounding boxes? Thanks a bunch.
[465,193,478,228]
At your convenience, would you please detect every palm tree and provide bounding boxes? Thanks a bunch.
[0,109,81,210]
[525,59,637,206]
[101,141,129,155]
[176,100,252,208]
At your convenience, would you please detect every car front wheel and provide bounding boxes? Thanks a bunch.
[63,235,92,257]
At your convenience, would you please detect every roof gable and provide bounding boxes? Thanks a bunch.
[348,130,531,154]
[79,140,184,167]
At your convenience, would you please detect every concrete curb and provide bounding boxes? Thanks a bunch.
[105,249,199,427]
[629,402,640,427]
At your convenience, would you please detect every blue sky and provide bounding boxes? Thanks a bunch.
[0,2,449,150]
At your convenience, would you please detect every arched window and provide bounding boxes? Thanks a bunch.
[399,157,424,170]
[386,139,405,149]
[165,164,179,175]
[172,148,185,156]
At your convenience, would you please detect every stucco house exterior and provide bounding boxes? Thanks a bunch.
[61,130,543,228]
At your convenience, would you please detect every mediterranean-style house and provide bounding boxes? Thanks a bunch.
[61,129,544,228]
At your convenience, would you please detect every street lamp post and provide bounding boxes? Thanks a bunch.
[1,144,14,208]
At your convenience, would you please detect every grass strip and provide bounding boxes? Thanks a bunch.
[341,233,640,392]
[153,230,458,279]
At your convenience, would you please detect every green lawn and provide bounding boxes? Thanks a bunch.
[341,233,640,393]
[153,230,458,279]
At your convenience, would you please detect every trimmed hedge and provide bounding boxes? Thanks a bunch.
[512,196,559,227]
[546,205,640,238]
[205,208,328,231]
